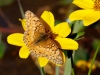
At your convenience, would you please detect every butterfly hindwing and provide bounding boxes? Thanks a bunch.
[30,38,64,65]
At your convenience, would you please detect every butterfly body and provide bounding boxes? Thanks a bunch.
[23,10,64,65]
[34,32,50,44]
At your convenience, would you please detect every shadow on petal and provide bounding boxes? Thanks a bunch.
[41,11,54,29]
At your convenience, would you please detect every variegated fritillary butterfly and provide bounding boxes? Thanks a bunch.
[23,10,64,65]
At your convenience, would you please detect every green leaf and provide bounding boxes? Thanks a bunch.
[74,37,84,41]
[0,0,14,6]
[74,31,85,40]
[76,32,85,38]
[72,21,85,33]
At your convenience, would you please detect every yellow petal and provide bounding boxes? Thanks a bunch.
[83,10,100,26]
[55,37,78,50]
[19,46,30,58]
[7,33,25,46]
[69,9,92,22]
[41,11,54,29]
[38,57,49,67]
[53,22,71,37]
[73,0,94,9]
[19,19,26,30]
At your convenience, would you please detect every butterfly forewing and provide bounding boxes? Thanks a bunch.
[24,10,45,47]
[23,10,64,65]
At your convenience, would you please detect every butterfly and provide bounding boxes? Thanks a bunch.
[23,10,64,65]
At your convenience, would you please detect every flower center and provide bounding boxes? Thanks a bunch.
[93,0,100,11]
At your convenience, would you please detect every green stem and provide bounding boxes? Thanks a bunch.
[0,32,2,43]
[63,51,75,75]
[64,57,71,75]
[71,55,75,75]
[55,66,59,75]
[17,0,25,18]
[40,67,46,75]
[72,68,75,75]
[71,51,75,75]
[88,42,100,75]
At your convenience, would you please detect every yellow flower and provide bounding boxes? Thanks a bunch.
[76,60,97,70]
[76,60,87,68]
[7,11,78,67]
[69,0,100,26]
[87,62,97,70]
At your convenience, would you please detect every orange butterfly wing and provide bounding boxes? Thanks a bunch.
[23,10,45,47]
[23,10,64,65]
